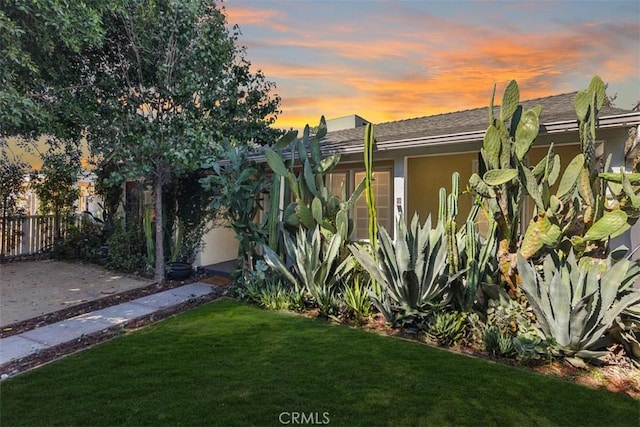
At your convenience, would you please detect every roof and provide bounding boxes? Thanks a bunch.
[317,92,640,156]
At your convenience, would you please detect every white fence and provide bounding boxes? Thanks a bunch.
[0,215,68,257]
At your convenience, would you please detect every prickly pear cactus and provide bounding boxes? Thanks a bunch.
[520,76,635,260]
[264,116,365,241]
[470,76,634,288]
[469,80,540,290]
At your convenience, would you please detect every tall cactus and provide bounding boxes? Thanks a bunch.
[470,77,636,289]
[266,130,298,254]
[364,123,378,254]
[264,116,365,241]
[469,80,539,290]
[519,76,633,259]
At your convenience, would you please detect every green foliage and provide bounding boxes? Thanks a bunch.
[486,292,535,337]
[469,76,636,295]
[243,279,292,311]
[237,260,305,312]
[264,116,364,241]
[517,76,635,260]
[350,213,451,327]
[200,142,269,277]
[429,311,467,346]
[363,123,378,253]
[517,250,640,360]
[439,172,498,313]
[512,333,547,363]
[79,0,280,281]
[51,213,104,262]
[0,149,30,257]
[609,314,640,361]
[473,81,536,248]
[30,145,81,241]
[0,149,29,218]
[342,271,374,324]
[263,226,350,298]
[105,218,146,273]
[0,1,117,137]
[483,325,515,357]
[164,171,217,264]
[309,282,341,318]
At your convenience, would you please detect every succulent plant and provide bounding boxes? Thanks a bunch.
[262,225,350,299]
[264,116,364,241]
[468,80,539,290]
[437,172,498,312]
[429,311,467,346]
[469,76,637,292]
[349,212,451,326]
[517,250,640,360]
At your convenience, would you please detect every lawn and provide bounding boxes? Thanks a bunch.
[1,299,637,426]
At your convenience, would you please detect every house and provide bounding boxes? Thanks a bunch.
[197,91,640,269]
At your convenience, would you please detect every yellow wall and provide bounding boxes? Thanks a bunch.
[198,223,239,267]
[407,153,477,223]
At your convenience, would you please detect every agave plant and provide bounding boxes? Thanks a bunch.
[350,213,451,326]
[262,226,349,300]
[517,250,640,360]
[342,271,374,323]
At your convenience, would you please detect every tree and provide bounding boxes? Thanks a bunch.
[0,146,30,256]
[30,145,81,241]
[0,1,117,139]
[80,1,280,281]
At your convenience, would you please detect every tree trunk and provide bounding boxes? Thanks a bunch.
[1,198,6,257]
[154,176,165,283]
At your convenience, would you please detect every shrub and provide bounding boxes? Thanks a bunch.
[51,213,104,262]
[105,219,146,273]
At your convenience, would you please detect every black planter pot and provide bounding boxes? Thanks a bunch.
[165,262,193,280]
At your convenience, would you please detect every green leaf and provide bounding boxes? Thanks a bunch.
[297,203,314,228]
[574,91,590,122]
[557,154,584,199]
[469,173,496,198]
[315,116,328,140]
[273,130,297,150]
[500,80,519,122]
[514,109,539,160]
[548,154,561,187]
[483,169,518,186]
[482,124,501,168]
[599,172,640,184]
[583,210,628,241]
[588,75,606,110]
[310,135,322,164]
[303,160,318,195]
[311,197,323,223]
[265,149,288,176]
[519,165,544,211]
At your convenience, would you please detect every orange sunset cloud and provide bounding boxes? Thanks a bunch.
[224,0,640,130]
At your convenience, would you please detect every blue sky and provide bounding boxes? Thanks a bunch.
[224,0,640,129]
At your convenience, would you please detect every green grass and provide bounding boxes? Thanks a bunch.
[1,299,637,426]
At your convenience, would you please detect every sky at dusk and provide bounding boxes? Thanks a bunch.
[223,0,640,130]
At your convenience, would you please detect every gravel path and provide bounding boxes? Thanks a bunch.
[0,260,152,326]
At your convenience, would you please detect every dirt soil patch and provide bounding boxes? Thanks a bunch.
[0,260,152,326]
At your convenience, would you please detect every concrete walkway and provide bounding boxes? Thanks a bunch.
[0,282,217,367]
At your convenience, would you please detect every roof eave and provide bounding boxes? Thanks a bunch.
[336,111,640,155]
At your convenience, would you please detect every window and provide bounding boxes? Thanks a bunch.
[327,165,393,240]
